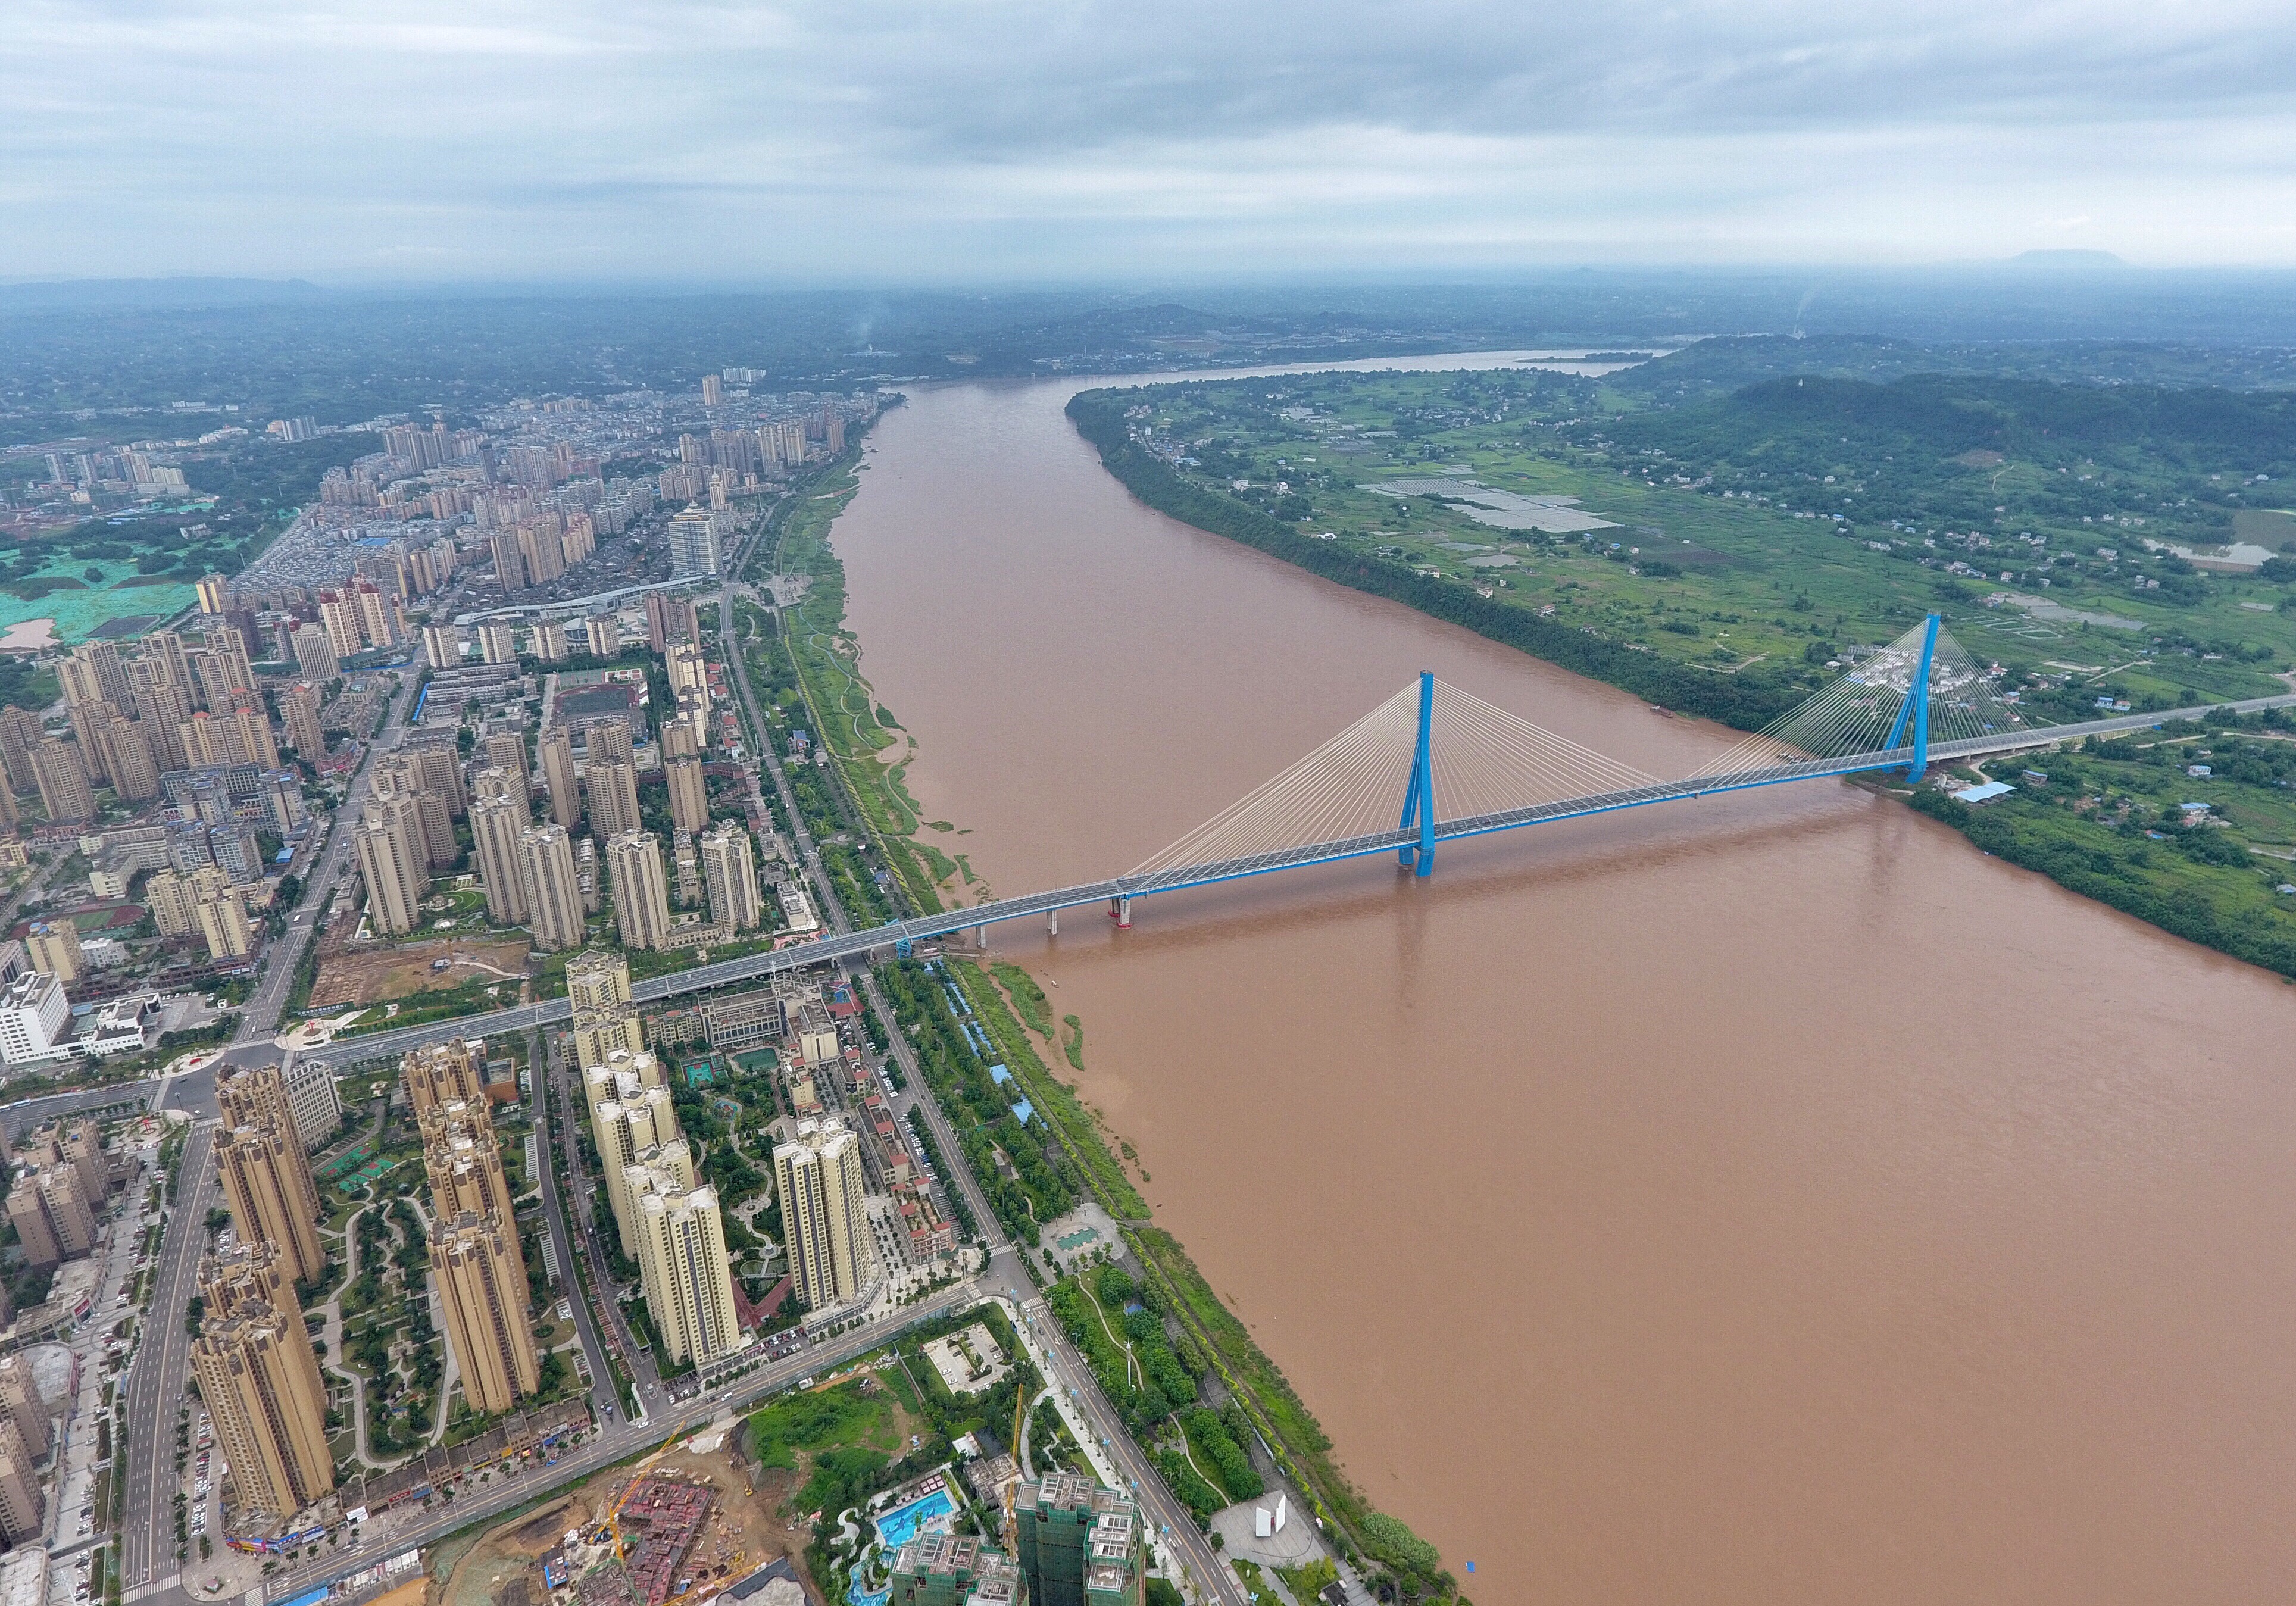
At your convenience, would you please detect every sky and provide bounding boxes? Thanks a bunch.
[6,0,2296,281]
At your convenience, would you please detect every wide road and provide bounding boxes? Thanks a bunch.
[529,1029,618,1426]
[230,670,420,1054]
[120,1120,215,1593]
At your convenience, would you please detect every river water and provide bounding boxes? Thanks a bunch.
[830,370,2296,1603]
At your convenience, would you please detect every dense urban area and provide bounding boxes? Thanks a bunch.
[0,354,1426,1606]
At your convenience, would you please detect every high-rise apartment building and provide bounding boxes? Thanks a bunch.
[25,920,82,982]
[699,824,761,932]
[584,760,642,841]
[520,824,585,951]
[471,796,530,925]
[700,374,723,407]
[0,1420,43,1544]
[886,1536,1024,1606]
[538,727,581,829]
[0,1355,48,1464]
[192,1302,333,1520]
[422,623,462,671]
[431,1211,541,1415]
[421,1099,518,1225]
[591,1080,677,1257]
[196,574,231,615]
[773,1118,877,1311]
[6,1166,95,1268]
[567,948,631,1013]
[352,580,401,648]
[280,682,326,760]
[196,893,251,960]
[605,832,671,951]
[354,795,427,936]
[482,732,533,817]
[666,754,710,835]
[373,754,456,870]
[283,1057,342,1148]
[220,1063,320,1215]
[291,625,339,681]
[530,620,568,661]
[401,1039,488,1118]
[668,506,721,578]
[30,737,93,824]
[317,591,363,660]
[0,972,71,1068]
[568,949,639,1064]
[1014,1474,1146,1606]
[629,1166,746,1367]
[215,1123,324,1285]
[477,623,518,665]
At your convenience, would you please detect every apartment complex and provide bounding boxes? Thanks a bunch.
[772,1118,878,1312]
[1013,1474,1146,1606]
[885,1534,1025,1606]
[627,1165,746,1367]
[430,1212,539,1416]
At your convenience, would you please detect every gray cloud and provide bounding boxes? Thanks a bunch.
[4,0,2295,277]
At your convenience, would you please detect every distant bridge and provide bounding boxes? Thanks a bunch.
[301,616,2296,1066]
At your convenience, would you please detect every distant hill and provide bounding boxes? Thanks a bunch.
[0,277,331,311]
[2003,250,2130,271]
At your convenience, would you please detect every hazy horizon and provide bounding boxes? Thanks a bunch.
[8,1,2296,282]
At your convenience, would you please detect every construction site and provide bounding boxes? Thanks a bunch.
[433,1429,815,1606]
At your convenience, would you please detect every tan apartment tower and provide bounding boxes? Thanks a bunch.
[7,1167,95,1269]
[354,795,427,936]
[483,732,534,817]
[607,832,673,951]
[219,1063,320,1216]
[471,795,530,924]
[538,727,582,830]
[401,1039,487,1119]
[568,948,641,1063]
[592,1088,679,1256]
[421,1100,520,1229]
[773,1117,878,1311]
[0,1354,47,1463]
[629,1164,747,1367]
[699,823,761,932]
[192,1305,333,1520]
[665,755,709,835]
[214,1124,324,1286]
[0,1420,42,1543]
[519,824,585,951]
[430,1211,540,1416]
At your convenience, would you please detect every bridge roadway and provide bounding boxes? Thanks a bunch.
[297,690,2296,1068]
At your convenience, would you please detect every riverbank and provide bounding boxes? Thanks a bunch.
[1066,386,2296,987]
[744,435,1467,1601]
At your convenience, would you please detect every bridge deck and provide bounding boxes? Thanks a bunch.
[301,691,2296,1065]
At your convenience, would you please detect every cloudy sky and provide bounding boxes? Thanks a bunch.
[6,0,2295,281]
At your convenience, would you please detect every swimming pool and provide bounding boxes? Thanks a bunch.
[873,1487,955,1552]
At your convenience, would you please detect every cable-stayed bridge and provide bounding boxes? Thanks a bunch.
[304,616,2296,1066]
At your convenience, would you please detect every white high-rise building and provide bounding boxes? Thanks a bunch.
[668,505,720,577]
[0,974,71,1067]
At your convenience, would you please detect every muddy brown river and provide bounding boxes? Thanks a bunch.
[828,369,2296,1604]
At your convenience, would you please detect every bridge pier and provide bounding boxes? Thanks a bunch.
[1108,896,1132,929]
[1047,910,1058,936]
